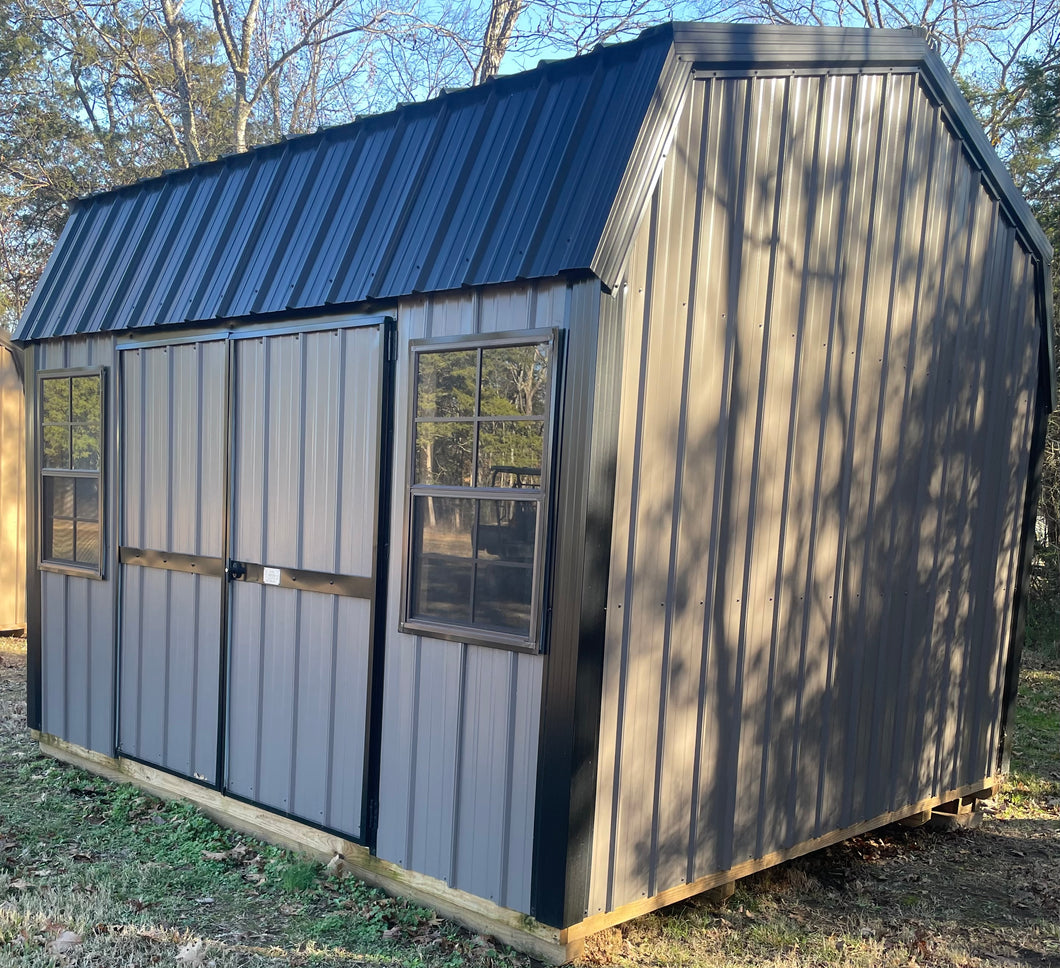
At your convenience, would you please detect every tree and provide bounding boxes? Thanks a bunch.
[1002,52,1060,546]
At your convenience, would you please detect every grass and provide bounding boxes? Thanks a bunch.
[0,564,1057,968]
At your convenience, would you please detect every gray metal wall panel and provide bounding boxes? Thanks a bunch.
[375,280,568,914]
[0,342,25,630]
[589,72,1042,915]
[36,335,117,756]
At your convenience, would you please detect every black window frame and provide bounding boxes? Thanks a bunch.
[37,366,106,579]
[399,329,560,653]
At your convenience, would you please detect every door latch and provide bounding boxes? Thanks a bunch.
[227,559,247,581]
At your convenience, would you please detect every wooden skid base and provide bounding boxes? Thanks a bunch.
[563,776,998,943]
[35,734,580,965]
[36,733,996,962]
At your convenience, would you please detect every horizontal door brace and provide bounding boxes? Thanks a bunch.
[234,561,374,600]
[119,547,226,578]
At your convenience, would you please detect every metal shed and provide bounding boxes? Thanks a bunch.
[14,22,1054,962]
[0,331,26,633]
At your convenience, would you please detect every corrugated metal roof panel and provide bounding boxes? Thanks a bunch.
[15,31,672,341]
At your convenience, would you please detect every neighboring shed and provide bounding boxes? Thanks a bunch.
[14,22,1054,962]
[0,330,26,633]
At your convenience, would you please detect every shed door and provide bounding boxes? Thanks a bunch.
[224,325,384,841]
[118,339,228,784]
[118,321,387,844]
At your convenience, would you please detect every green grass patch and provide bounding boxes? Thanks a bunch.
[0,739,526,967]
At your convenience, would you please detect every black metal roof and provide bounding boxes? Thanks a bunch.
[15,21,1054,380]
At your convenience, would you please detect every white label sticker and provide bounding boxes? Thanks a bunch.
[262,566,281,586]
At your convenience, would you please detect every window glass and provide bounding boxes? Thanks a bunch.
[476,421,544,488]
[75,478,99,521]
[476,500,536,563]
[46,518,75,562]
[411,556,473,626]
[480,344,549,416]
[473,564,533,635]
[40,370,104,573]
[414,422,473,486]
[43,424,71,469]
[44,476,74,518]
[75,523,100,564]
[416,350,477,418]
[404,336,554,649]
[413,496,474,558]
[42,378,70,423]
[72,426,101,471]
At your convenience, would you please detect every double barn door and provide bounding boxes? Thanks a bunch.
[117,320,387,843]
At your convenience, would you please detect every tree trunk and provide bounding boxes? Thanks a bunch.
[474,0,524,84]
[160,0,201,163]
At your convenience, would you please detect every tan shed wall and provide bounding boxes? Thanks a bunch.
[589,71,1040,915]
[0,342,25,631]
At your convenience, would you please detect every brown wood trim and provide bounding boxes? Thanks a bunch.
[36,734,580,965]
[560,775,999,944]
[241,563,373,600]
[118,546,225,578]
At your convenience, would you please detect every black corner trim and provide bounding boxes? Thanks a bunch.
[530,281,624,929]
[24,345,42,731]
[361,316,397,853]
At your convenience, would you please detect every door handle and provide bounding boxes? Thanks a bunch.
[227,559,247,581]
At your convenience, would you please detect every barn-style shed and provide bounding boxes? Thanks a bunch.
[15,22,1054,962]
[0,331,26,633]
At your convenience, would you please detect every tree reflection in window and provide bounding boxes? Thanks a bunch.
[406,337,554,647]
[40,370,104,572]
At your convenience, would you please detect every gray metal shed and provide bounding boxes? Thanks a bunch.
[0,330,26,633]
[14,22,1054,962]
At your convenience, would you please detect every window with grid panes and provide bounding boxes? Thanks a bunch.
[402,333,557,651]
[39,369,104,575]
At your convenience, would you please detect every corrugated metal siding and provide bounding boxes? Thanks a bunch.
[14,35,672,342]
[376,279,576,913]
[225,326,381,836]
[37,335,118,755]
[118,341,227,781]
[589,72,1041,915]
[0,342,25,630]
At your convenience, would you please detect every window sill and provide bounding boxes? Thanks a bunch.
[399,619,540,654]
[40,561,105,581]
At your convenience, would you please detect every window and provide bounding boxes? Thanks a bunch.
[39,368,105,575]
[402,332,558,651]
